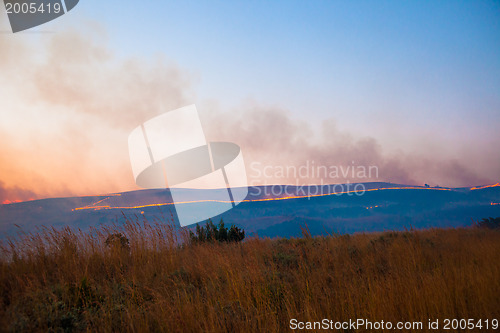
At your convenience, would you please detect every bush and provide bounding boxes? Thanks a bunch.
[477,217,500,229]
[189,219,245,244]
[105,233,130,251]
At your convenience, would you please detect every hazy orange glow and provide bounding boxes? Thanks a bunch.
[1,15,499,205]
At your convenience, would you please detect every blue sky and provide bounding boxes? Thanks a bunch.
[75,0,500,132]
[64,0,500,166]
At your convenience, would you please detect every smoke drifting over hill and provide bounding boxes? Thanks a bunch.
[203,106,495,187]
[0,16,497,203]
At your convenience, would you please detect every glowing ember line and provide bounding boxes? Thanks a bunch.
[491,202,500,206]
[72,186,454,212]
[71,193,122,211]
[91,197,113,206]
[470,183,500,190]
[75,193,122,198]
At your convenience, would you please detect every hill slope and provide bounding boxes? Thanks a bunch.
[1,182,499,238]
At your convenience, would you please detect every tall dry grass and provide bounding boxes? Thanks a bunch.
[0,217,499,332]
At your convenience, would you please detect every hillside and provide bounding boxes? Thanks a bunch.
[1,182,500,238]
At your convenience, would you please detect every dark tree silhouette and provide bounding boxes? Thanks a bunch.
[477,217,500,229]
[190,219,245,244]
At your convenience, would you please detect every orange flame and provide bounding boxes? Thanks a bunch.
[471,183,500,190]
[71,186,453,212]
[2,199,22,205]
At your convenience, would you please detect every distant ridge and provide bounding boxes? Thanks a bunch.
[1,182,499,238]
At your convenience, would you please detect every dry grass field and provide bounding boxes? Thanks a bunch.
[0,218,499,332]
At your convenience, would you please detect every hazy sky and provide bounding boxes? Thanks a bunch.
[1,1,499,202]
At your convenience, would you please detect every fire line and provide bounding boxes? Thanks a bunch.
[71,185,457,212]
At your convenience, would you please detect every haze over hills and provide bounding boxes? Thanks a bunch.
[1,182,499,239]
